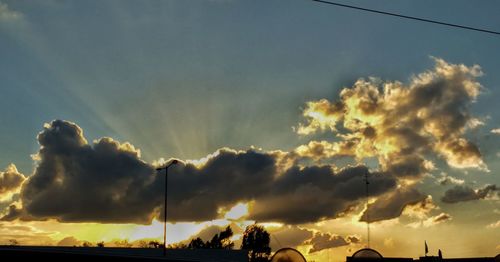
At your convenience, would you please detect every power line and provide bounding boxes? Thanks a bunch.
[310,0,500,36]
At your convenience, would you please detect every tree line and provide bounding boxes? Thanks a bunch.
[170,224,271,262]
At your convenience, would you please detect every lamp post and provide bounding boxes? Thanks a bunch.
[156,159,178,257]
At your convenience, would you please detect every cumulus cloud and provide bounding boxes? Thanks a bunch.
[305,232,355,253]
[441,184,498,204]
[296,58,488,175]
[0,164,25,201]
[18,120,158,224]
[7,120,398,224]
[360,187,428,222]
[437,173,464,186]
[0,1,22,21]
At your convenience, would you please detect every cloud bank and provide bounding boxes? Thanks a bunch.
[4,120,396,224]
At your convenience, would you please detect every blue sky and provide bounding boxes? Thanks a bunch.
[0,0,499,259]
[2,0,499,173]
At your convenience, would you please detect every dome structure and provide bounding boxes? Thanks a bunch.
[270,248,307,262]
[351,248,383,259]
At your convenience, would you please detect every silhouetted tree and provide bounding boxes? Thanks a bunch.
[8,239,19,246]
[82,241,93,247]
[188,237,206,249]
[241,224,271,262]
[96,241,105,247]
[114,239,132,247]
[206,226,234,249]
[148,240,162,248]
[168,242,188,249]
[186,226,234,250]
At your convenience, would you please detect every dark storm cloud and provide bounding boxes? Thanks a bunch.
[19,120,158,224]
[441,184,498,204]
[249,165,396,224]
[305,232,351,253]
[10,120,398,224]
[0,164,25,196]
[360,187,427,222]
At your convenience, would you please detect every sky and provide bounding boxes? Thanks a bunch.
[0,0,499,261]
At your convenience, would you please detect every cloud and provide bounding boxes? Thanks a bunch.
[441,184,498,204]
[486,220,500,229]
[0,1,22,21]
[18,120,158,224]
[0,221,55,245]
[360,187,428,222]
[5,59,488,225]
[431,212,452,223]
[437,173,464,186]
[0,164,25,201]
[270,226,313,251]
[305,232,353,253]
[407,212,452,228]
[57,236,81,246]
[296,58,487,174]
[0,203,25,221]
[491,128,500,134]
[402,195,438,219]
[248,165,396,224]
[7,120,398,224]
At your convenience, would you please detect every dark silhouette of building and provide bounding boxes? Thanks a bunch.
[0,246,248,262]
[346,248,498,262]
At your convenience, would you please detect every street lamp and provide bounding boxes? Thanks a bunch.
[156,159,178,256]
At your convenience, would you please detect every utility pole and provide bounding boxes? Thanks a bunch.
[365,171,370,248]
[156,160,178,256]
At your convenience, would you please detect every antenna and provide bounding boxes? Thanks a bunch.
[365,171,370,248]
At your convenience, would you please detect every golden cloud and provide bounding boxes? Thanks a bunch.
[296,58,487,177]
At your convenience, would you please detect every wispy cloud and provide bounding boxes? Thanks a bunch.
[491,128,500,134]
[0,1,22,21]
[437,173,465,186]
[2,120,397,224]
[486,220,500,229]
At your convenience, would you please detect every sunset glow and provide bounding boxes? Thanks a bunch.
[0,1,499,261]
